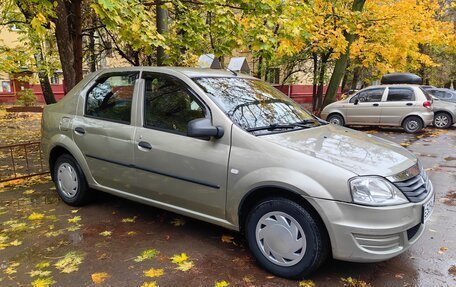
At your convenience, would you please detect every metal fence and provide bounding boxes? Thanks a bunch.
[0,141,49,182]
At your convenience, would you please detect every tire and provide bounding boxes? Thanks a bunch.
[433,112,452,129]
[53,154,90,206]
[245,198,329,279]
[402,116,423,133]
[327,114,345,126]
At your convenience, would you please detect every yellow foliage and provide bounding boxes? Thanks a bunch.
[99,230,112,237]
[31,277,56,287]
[170,253,189,264]
[143,268,164,278]
[299,280,316,287]
[91,272,110,284]
[28,212,45,221]
[214,280,230,287]
[175,260,194,272]
[67,216,81,223]
[141,282,159,287]
[135,249,160,262]
[55,251,85,273]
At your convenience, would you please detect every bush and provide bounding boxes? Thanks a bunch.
[16,89,36,106]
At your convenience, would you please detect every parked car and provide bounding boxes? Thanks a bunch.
[321,84,434,133]
[425,88,456,104]
[431,97,456,128]
[42,67,435,279]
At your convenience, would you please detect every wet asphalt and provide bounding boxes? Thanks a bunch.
[0,126,455,287]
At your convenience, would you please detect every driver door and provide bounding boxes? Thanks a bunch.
[131,72,230,218]
[346,88,385,124]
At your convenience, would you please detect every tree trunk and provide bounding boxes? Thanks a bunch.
[350,66,361,90]
[34,52,56,104]
[54,0,83,94]
[156,1,168,66]
[315,53,329,113]
[312,53,318,111]
[323,0,366,107]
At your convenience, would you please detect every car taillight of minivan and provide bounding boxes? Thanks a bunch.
[423,101,432,110]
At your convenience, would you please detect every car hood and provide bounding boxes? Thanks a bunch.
[262,124,417,177]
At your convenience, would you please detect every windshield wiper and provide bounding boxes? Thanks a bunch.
[246,123,300,132]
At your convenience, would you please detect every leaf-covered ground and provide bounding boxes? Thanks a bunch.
[0,108,455,286]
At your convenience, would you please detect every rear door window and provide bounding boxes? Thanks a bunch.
[86,73,138,123]
[386,87,415,101]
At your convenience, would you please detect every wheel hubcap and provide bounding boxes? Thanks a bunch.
[407,120,419,131]
[256,211,306,267]
[435,115,449,128]
[329,118,341,125]
[57,163,78,198]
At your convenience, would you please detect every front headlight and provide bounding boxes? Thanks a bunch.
[349,176,409,206]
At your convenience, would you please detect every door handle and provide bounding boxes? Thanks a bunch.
[406,103,413,106]
[74,127,85,135]
[373,103,379,107]
[138,141,152,150]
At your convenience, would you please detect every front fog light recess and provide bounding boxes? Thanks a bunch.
[349,176,409,206]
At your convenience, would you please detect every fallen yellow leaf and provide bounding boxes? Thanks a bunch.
[143,268,164,278]
[140,282,159,287]
[28,212,45,221]
[175,260,194,272]
[214,280,229,287]
[91,272,110,284]
[170,253,189,264]
[221,235,234,244]
[31,277,56,287]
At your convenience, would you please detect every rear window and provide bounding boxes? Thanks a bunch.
[386,87,414,101]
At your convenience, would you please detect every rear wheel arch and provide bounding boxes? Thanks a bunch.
[49,145,74,181]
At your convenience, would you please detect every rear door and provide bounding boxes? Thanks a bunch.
[380,86,416,125]
[72,71,139,190]
[346,88,385,124]
[131,72,230,218]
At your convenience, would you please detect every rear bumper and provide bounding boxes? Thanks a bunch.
[421,111,434,127]
[307,181,434,263]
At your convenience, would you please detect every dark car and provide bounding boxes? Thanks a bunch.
[425,88,456,103]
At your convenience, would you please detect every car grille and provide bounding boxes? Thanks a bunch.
[393,171,431,203]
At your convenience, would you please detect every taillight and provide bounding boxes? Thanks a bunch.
[423,101,432,109]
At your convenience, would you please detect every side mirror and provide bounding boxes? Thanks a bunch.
[187,118,224,139]
[354,98,359,105]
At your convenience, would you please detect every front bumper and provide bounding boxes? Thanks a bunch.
[308,181,434,263]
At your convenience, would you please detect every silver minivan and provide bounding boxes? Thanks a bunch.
[321,85,434,133]
[42,67,435,278]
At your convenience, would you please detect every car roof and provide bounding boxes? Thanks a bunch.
[94,66,256,79]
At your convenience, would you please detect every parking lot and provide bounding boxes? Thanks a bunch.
[0,111,455,287]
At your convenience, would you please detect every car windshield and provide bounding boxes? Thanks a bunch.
[193,77,321,134]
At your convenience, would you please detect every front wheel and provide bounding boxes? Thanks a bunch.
[53,154,90,206]
[327,114,345,126]
[245,198,329,279]
[402,116,423,133]
[433,112,452,129]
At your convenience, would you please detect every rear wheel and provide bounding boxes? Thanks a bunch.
[433,112,452,129]
[245,198,329,279]
[402,116,423,133]
[53,154,90,206]
[327,114,345,126]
